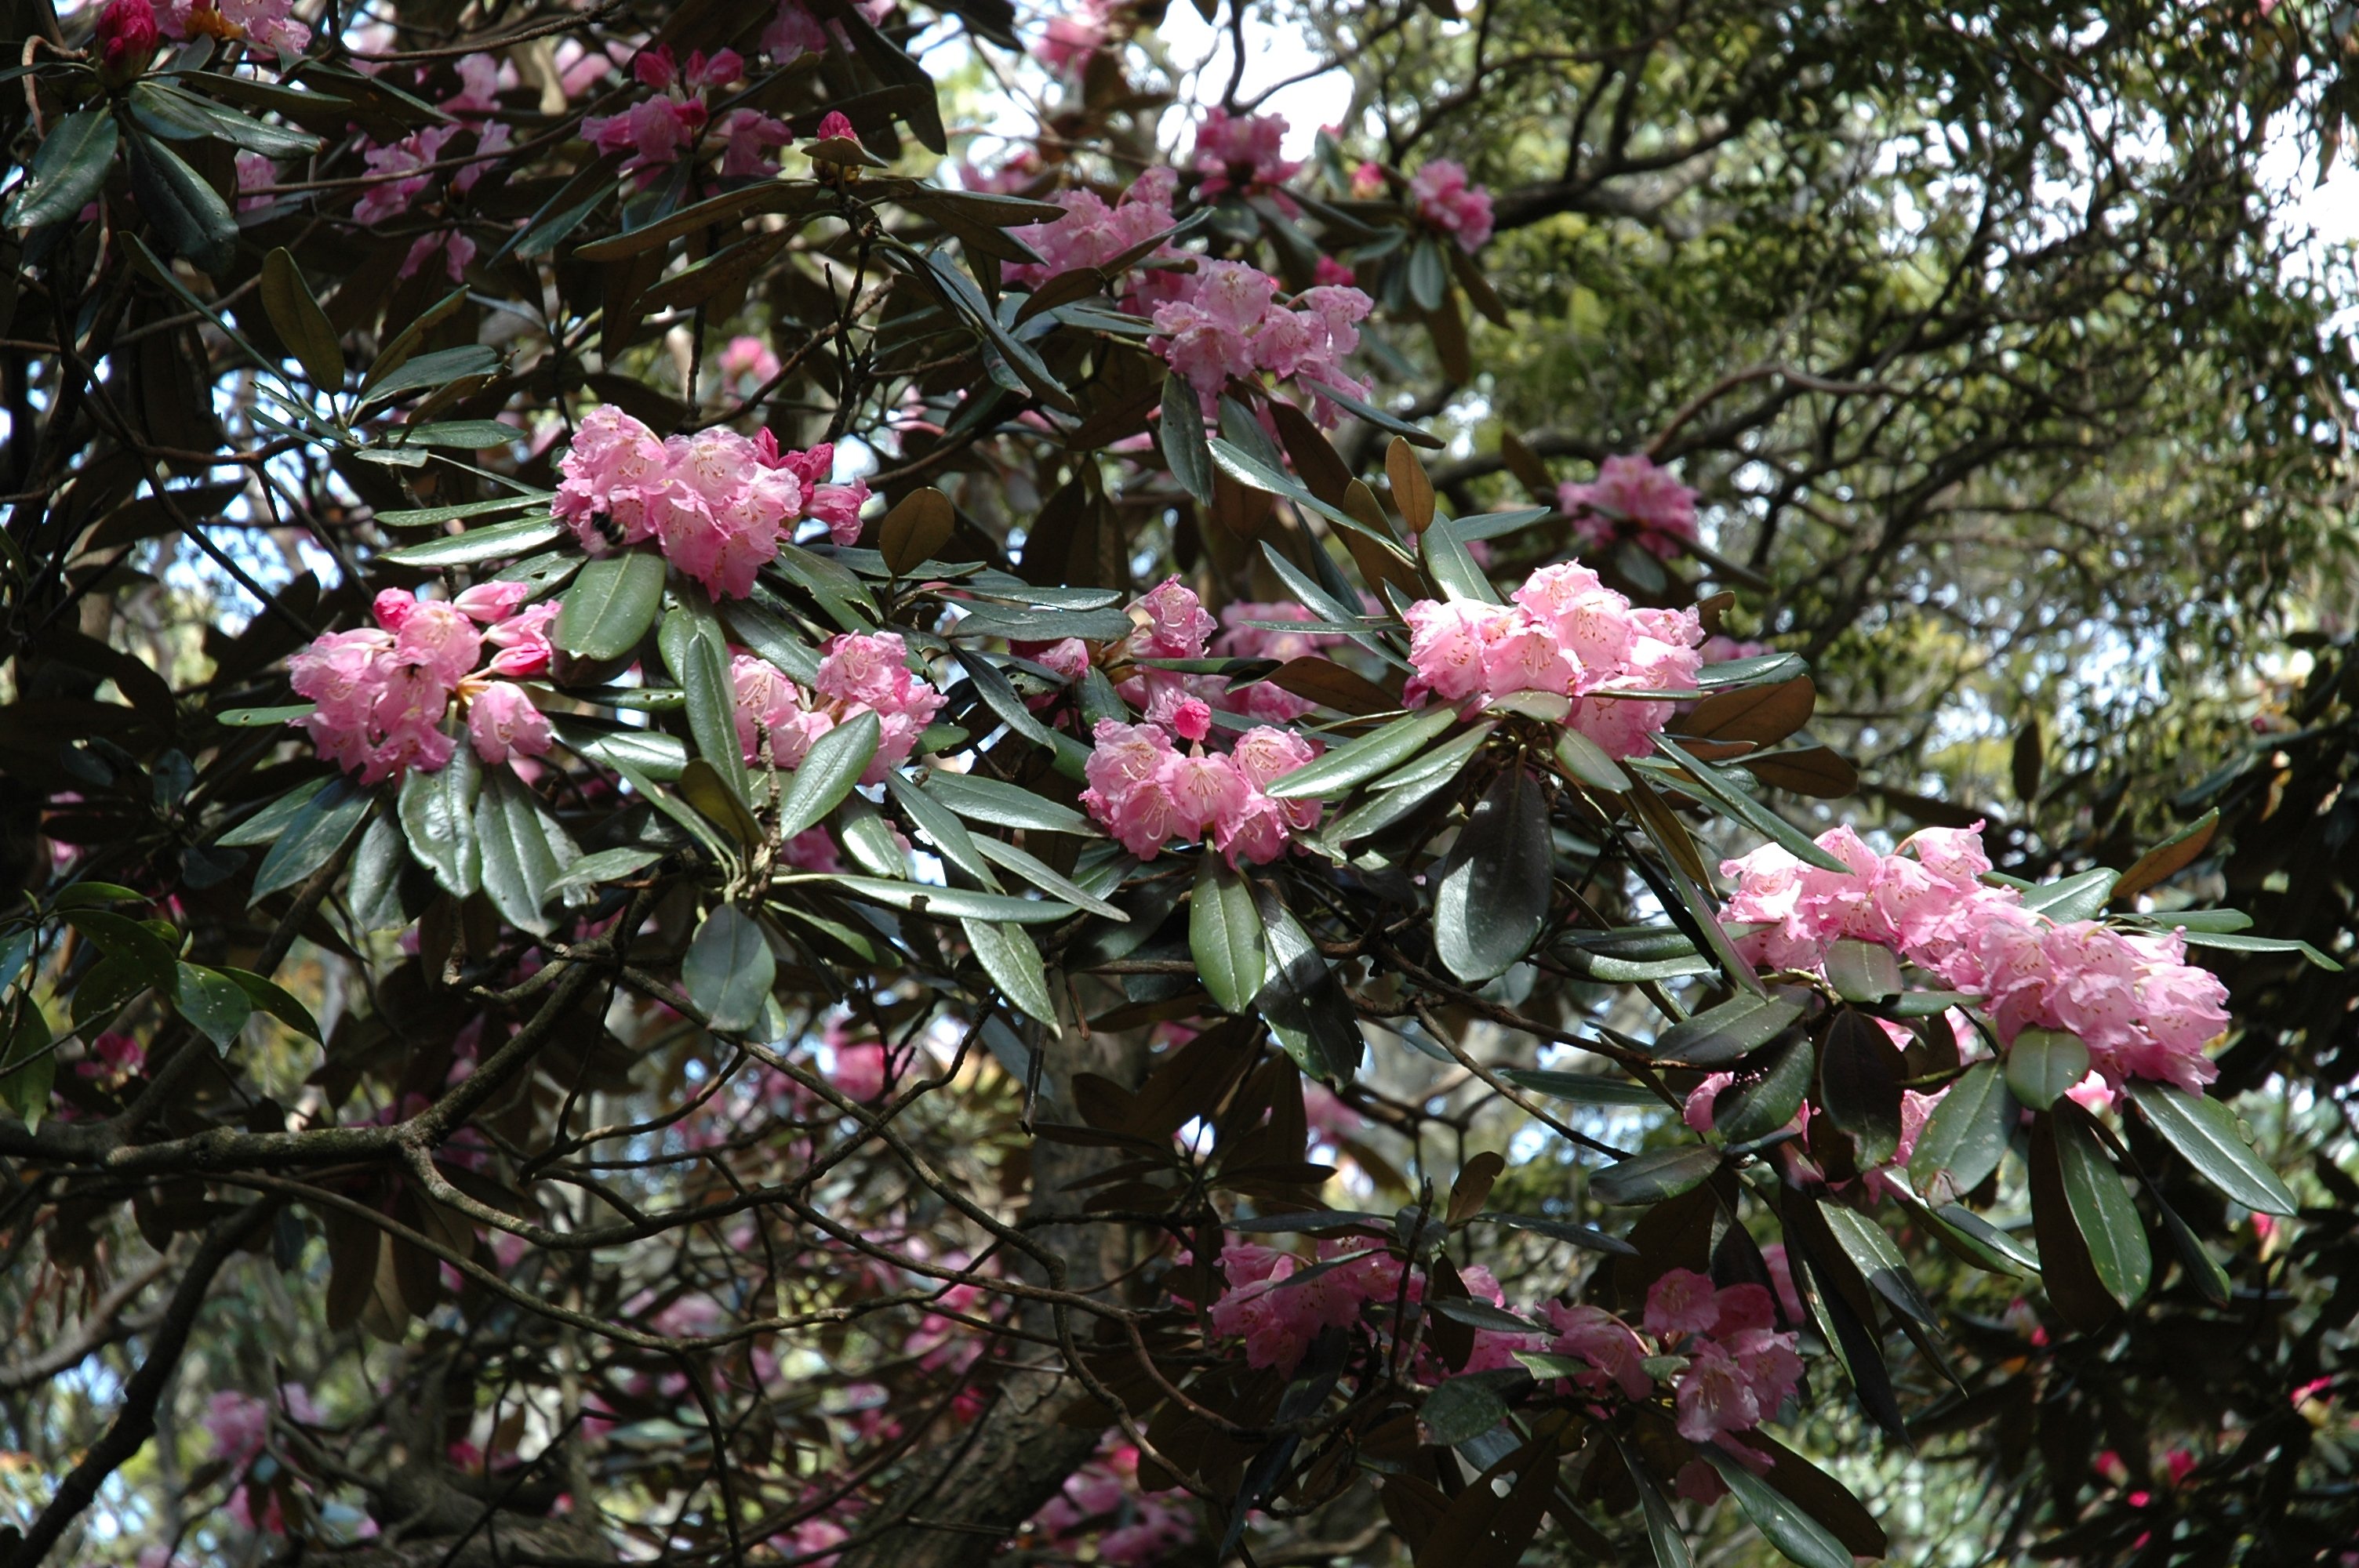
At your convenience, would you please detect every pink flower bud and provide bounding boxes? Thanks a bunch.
[816,111,856,143]
[633,45,678,89]
[96,0,158,87]
[1170,698,1212,742]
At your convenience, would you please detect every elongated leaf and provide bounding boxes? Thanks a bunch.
[358,343,501,408]
[776,710,880,838]
[1159,373,1214,506]
[1823,938,1903,1002]
[381,515,563,568]
[1714,1036,1812,1142]
[1819,1202,1939,1327]
[2175,929,2343,970]
[2,1005,57,1128]
[1925,1201,2039,1276]
[916,770,1096,836]
[253,776,370,900]
[2004,1027,2088,1112]
[1190,856,1267,1013]
[780,874,1077,925]
[2019,867,2117,920]
[1434,764,1550,982]
[124,128,238,273]
[555,549,667,660]
[1553,725,1630,791]
[1476,1212,1637,1255]
[2053,1102,2152,1308]
[678,630,751,805]
[258,247,346,390]
[397,745,482,898]
[1592,1145,1720,1206]
[972,836,1123,919]
[63,910,179,992]
[1419,1378,1507,1446]
[1496,1069,1665,1107]
[1252,882,1362,1083]
[2126,1080,2298,1216]
[963,918,1056,1024]
[1651,735,1851,873]
[1653,989,1804,1067]
[544,846,664,898]
[174,962,254,1052]
[1263,706,1458,800]
[1699,1446,1852,1568]
[1819,1007,1903,1163]
[474,768,576,935]
[884,773,998,885]
[1617,1436,1694,1568]
[1419,506,1499,603]
[1909,1061,2016,1202]
[685,906,774,1033]
[879,488,954,574]
[6,109,118,230]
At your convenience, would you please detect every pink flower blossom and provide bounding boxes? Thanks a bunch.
[158,0,308,53]
[1558,453,1701,561]
[554,405,673,552]
[1408,159,1494,250]
[1192,107,1304,210]
[732,633,943,784]
[754,433,871,543]
[352,125,458,227]
[466,682,553,766]
[1036,0,1111,74]
[1719,822,2230,1094]
[765,0,831,62]
[1205,1240,1407,1373]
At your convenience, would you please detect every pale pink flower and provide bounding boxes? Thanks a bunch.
[1408,159,1494,250]
[466,683,553,766]
[1192,107,1303,209]
[1558,453,1700,561]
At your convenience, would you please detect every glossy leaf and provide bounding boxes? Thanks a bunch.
[776,710,880,839]
[1190,857,1268,1013]
[555,549,667,660]
[1909,1060,2016,1201]
[685,906,774,1033]
[261,247,346,390]
[173,962,254,1053]
[1592,1144,1720,1206]
[916,770,1097,836]
[1714,1036,1812,1142]
[1653,989,1805,1067]
[5,109,118,230]
[2004,1027,2089,1112]
[253,776,371,900]
[397,745,482,898]
[474,768,576,935]
[1159,373,1214,506]
[1252,882,1362,1083]
[2053,1101,2152,1309]
[1263,706,1459,800]
[1819,1007,1904,1163]
[380,515,563,567]
[1699,1446,1853,1568]
[780,874,1078,925]
[1434,764,1551,982]
[2125,1080,2298,1216]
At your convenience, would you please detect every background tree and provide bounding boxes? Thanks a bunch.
[1,1,2354,1566]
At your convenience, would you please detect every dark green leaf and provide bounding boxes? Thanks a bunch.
[2175,929,2343,970]
[2004,1027,2089,1112]
[1434,764,1551,982]
[1262,706,1459,800]
[5,109,118,230]
[124,127,238,274]
[1699,1446,1853,1568]
[1823,938,1903,1002]
[260,247,345,390]
[380,514,563,568]
[555,549,667,660]
[173,962,254,1052]
[543,846,664,898]
[1819,1006,1904,1163]
[915,770,1097,836]
[1819,1201,1940,1328]
[1714,1036,1812,1142]
[962,918,1056,1024]
[62,909,179,992]
[1651,735,1851,873]
[1909,1060,2016,1202]
[780,874,1077,924]
[1419,1378,1507,1446]
[216,966,323,1040]
[1190,856,1268,1013]
[972,837,1125,918]
[397,746,482,898]
[2019,867,2117,921]
[1495,1069,1665,1107]
[1,1005,57,1129]
[685,906,774,1033]
[1652,989,1805,1067]
[1474,1212,1638,1255]
[252,776,370,901]
[776,710,881,839]
[1159,372,1213,506]
[473,768,576,935]
[1252,881,1363,1083]
[2125,1080,2298,1216]
[356,343,501,408]
[678,626,752,806]
[1592,1145,1720,1206]
[2052,1101,2152,1308]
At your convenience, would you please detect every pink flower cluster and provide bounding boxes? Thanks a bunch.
[1206,1240,1411,1374]
[1151,260,1374,419]
[1402,561,1706,759]
[1009,168,1184,310]
[1082,710,1319,866]
[1408,159,1495,251]
[1034,0,1114,76]
[1634,1270,1805,1445]
[288,585,558,782]
[1191,108,1304,211]
[729,632,945,785]
[1030,1442,1195,1566]
[583,48,792,180]
[1721,824,2231,1093]
[1558,453,1700,561]
[552,406,869,599]
[159,0,307,53]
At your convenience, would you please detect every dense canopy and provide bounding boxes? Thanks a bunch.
[2,2,2355,1567]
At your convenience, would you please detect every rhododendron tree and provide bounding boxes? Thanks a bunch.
[2,2,2357,1568]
